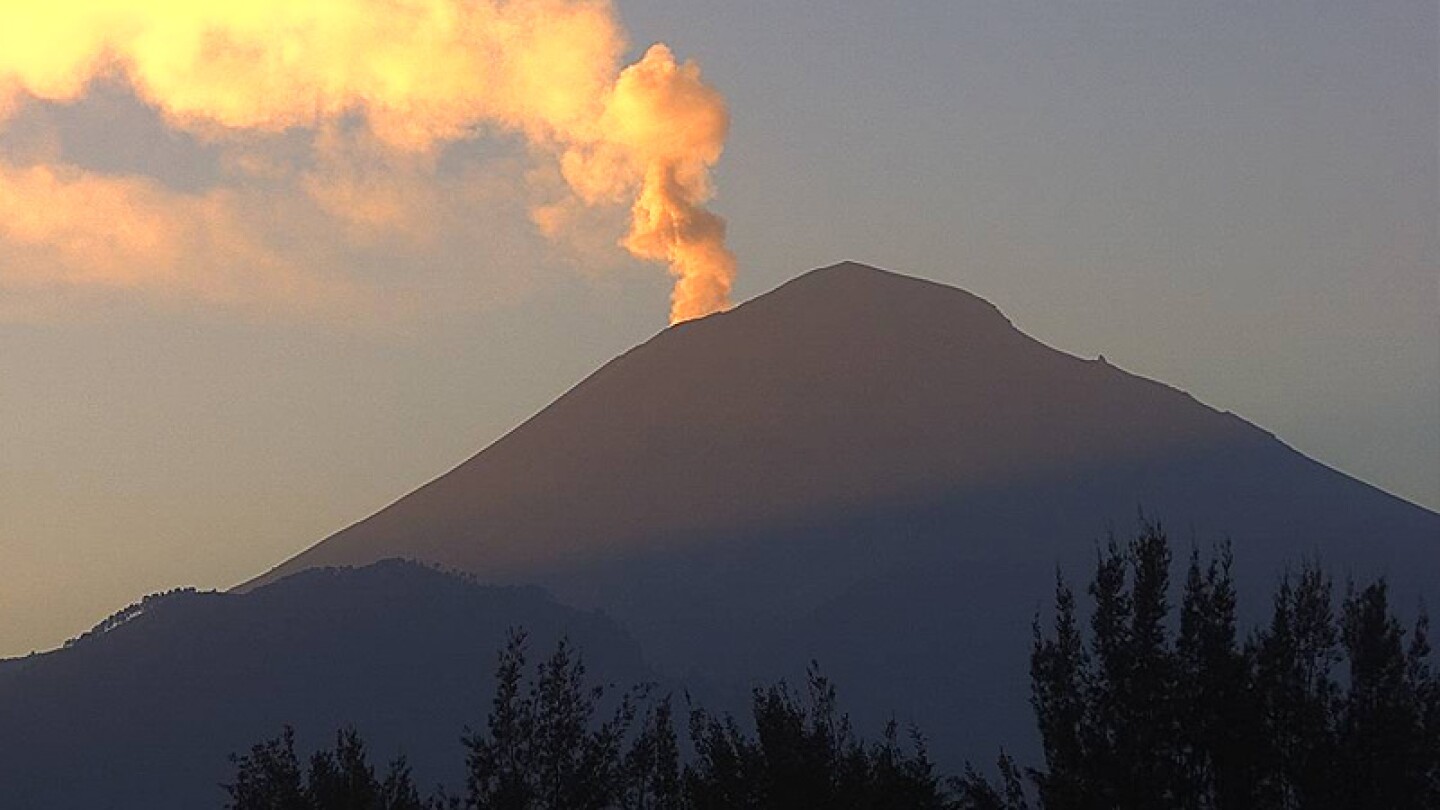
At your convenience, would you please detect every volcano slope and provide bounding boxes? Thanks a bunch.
[247,261,1440,766]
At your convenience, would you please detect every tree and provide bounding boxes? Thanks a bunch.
[1027,572,1088,810]
[465,630,536,810]
[225,521,1440,810]
[225,726,307,810]
[1174,543,1259,809]
[307,729,380,809]
[979,522,1440,810]
[462,630,654,810]
[685,664,948,809]
[1409,609,1440,803]
[1250,565,1342,808]
[953,752,1029,810]
[1335,582,1430,809]
[621,697,683,810]
[1040,524,1184,810]
[224,725,426,810]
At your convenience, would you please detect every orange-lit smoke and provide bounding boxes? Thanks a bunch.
[0,161,363,314]
[0,0,735,322]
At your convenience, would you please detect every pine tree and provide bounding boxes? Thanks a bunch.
[750,667,855,806]
[1013,524,1440,810]
[224,726,308,810]
[1407,609,1440,805]
[1078,525,1182,809]
[868,722,947,810]
[463,632,641,810]
[1028,572,1088,810]
[530,638,627,810]
[220,523,1440,810]
[464,630,538,810]
[1251,565,1341,809]
[1174,543,1258,809]
[1336,581,1427,809]
[685,664,948,809]
[621,696,683,810]
[307,728,380,809]
[684,704,760,810]
[376,758,429,810]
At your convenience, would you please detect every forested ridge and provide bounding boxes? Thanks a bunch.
[224,524,1439,809]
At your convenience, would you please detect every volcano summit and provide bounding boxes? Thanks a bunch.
[248,261,1439,759]
[4,263,1435,807]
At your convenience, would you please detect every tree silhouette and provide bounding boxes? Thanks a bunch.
[462,631,636,810]
[685,664,947,809]
[224,521,1440,810]
[968,521,1440,810]
[1026,573,1087,809]
[228,642,947,808]
[1251,565,1342,808]
[621,696,683,810]
[225,726,307,810]
[223,726,425,810]
[1335,582,1431,809]
[1174,544,1257,808]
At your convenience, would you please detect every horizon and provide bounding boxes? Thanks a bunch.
[9,259,1437,659]
[1,1,1436,664]
[3,258,1437,657]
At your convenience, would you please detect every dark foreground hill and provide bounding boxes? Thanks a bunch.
[245,262,1439,766]
[0,561,651,809]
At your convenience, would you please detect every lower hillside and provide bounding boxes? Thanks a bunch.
[3,524,1436,809]
[220,525,1440,810]
[0,561,653,809]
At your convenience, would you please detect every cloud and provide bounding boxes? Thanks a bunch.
[0,0,737,323]
[0,159,369,315]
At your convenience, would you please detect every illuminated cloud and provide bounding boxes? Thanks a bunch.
[0,0,736,322]
[0,160,368,314]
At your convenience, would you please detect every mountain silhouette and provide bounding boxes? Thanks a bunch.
[251,262,1276,586]
[0,561,652,809]
[6,262,1433,807]
[240,261,1438,766]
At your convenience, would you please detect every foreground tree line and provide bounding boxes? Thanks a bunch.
[225,524,1439,809]
[963,525,1438,810]
[227,639,943,810]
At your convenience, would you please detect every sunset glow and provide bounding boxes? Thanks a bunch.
[0,0,735,321]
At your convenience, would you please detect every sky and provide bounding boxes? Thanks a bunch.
[0,0,1435,656]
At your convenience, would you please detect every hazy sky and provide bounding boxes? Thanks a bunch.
[1,0,1435,656]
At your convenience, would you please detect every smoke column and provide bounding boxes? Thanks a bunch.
[0,0,735,322]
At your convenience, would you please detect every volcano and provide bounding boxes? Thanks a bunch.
[242,261,1439,763]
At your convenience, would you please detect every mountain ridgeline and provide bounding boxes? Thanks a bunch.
[220,531,1440,810]
[0,562,653,808]
[2,262,1436,808]
[245,262,1439,758]
[250,261,1278,587]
